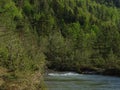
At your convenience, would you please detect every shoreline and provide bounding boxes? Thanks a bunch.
[45,68,120,77]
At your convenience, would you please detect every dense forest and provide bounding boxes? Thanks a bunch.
[0,0,120,89]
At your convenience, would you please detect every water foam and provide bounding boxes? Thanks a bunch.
[48,72,79,76]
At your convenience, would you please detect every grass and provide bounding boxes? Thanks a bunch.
[0,67,47,90]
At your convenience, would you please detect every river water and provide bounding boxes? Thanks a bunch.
[45,72,120,90]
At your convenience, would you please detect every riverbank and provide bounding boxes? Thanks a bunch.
[46,67,120,77]
[0,67,46,90]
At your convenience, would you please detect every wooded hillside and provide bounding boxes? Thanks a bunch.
[0,0,120,89]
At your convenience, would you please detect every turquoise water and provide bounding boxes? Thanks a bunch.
[45,72,120,90]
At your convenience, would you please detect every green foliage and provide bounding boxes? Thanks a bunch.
[40,0,120,73]
[0,0,46,89]
[23,0,33,15]
[1,1,120,86]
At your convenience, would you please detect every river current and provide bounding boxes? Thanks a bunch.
[45,72,120,90]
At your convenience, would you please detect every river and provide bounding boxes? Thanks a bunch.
[45,72,120,90]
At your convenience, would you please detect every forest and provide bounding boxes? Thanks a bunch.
[0,0,120,89]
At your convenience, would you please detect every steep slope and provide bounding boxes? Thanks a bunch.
[0,0,46,89]
[1,0,120,89]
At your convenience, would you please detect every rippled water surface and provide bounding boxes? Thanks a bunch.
[45,72,120,90]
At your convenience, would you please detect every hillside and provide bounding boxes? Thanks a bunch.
[0,0,120,89]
